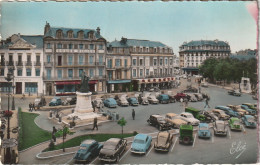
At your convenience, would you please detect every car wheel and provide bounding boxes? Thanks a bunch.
[116,155,120,162]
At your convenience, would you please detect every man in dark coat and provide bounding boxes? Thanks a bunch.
[93,117,98,130]
[132,109,135,120]
[91,101,95,112]
[29,103,32,112]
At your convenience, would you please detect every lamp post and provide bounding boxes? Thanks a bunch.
[11,67,15,110]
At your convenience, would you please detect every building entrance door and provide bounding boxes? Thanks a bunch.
[16,82,22,94]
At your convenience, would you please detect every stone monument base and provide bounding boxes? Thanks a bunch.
[75,91,93,113]
[67,112,101,120]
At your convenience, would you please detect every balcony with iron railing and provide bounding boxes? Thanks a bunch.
[1,61,6,67]
[43,75,106,81]
[34,61,41,66]
[5,61,14,66]
[15,61,23,67]
[56,62,98,67]
[44,62,54,67]
[25,61,32,66]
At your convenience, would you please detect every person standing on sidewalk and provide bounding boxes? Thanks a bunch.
[132,109,135,120]
[204,97,210,109]
[93,117,98,130]
[29,103,32,112]
[184,97,189,108]
[32,103,35,111]
[91,101,95,112]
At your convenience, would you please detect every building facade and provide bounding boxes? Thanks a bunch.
[43,22,107,95]
[109,37,176,92]
[0,34,44,95]
[179,40,231,75]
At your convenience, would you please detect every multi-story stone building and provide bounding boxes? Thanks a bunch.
[43,22,107,95]
[108,37,176,92]
[0,34,44,95]
[179,40,231,75]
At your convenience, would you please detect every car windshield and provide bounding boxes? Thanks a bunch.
[200,126,208,130]
[162,95,169,99]
[150,96,156,99]
[35,99,41,102]
[234,121,240,125]
[134,139,145,144]
[247,117,255,122]
[79,146,87,150]
[51,98,57,102]
[157,117,165,121]
[186,114,193,118]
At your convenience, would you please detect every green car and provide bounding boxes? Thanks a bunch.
[179,124,193,145]
[185,107,206,122]
[228,117,242,131]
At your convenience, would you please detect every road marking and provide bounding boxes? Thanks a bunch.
[65,157,74,164]
[90,157,98,164]
[171,137,178,152]
[242,125,246,133]
[146,145,153,157]
[228,129,231,139]
[120,147,131,161]
[192,133,197,148]
[211,134,214,143]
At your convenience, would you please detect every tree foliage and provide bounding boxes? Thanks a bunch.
[117,117,127,138]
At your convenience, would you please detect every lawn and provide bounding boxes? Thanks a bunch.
[18,110,52,151]
[43,133,135,152]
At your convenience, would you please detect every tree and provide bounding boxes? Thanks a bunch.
[117,117,127,138]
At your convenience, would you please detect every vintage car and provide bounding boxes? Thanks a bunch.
[241,115,256,128]
[194,93,204,101]
[154,131,173,152]
[215,106,240,118]
[242,103,256,111]
[227,89,241,96]
[179,124,193,145]
[201,110,219,122]
[168,95,176,103]
[116,96,129,107]
[49,97,62,106]
[165,113,187,128]
[74,140,103,163]
[131,134,152,154]
[147,114,172,131]
[157,94,170,104]
[98,138,127,162]
[127,97,139,106]
[149,87,160,92]
[185,107,207,122]
[240,105,256,115]
[227,105,248,116]
[213,120,228,136]
[62,97,77,106]
[179,112,200,126]
[103,98,117,108]
[182,87,198,93]
[138,94,149,105]
[93,98,104,108]
[228,117,242,131]
[147,95,159,104]
[34,97,46,108]
[186,93,197,102]
[174,93,187,102]
[212,109,230,120]
[198,123,211,139]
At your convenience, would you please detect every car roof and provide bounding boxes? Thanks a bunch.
[230,117,239,121]
[54,97,61,99]
[135,134,148,140]
[152,114,163,118]
[199,123,208,127]
[213,109,224,112]
[181,112,192,116]
[107,98,115,101]
[158,131,169,137]
[216,120,224,124]
[107,138,121,144]
[166,113,177,117]
[81,139,96,145]
[244,115,254,118]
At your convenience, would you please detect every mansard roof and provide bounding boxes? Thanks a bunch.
[108,39,169,48]
[0,35,43,49]
[181,40,229,47]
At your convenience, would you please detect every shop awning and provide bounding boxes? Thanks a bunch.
[107,80,131,84]
[55,80,98,85]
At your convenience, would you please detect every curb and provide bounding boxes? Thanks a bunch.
[36,146,79,159]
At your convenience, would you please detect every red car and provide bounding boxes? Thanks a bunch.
[174,93,187,101]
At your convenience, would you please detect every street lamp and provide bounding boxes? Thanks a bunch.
[11,67,15,110]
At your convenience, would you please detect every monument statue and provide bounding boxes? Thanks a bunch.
[79,72,90,93]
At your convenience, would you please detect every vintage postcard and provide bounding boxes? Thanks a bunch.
[0,1,258,164]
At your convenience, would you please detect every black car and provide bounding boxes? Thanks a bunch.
[227,89,241,96]
[147,114,172,131]
[34,97,46,108]
[182,87,198,93]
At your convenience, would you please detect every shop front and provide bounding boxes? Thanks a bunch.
[107,80,132,93]
[134,77,176,91]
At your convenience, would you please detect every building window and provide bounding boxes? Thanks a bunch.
[35,69,40,76]
[17,69,22,76]
[160,59,163,65]
[68,69,73,78]
[47,43,51,49]
[58,70,62,79]
[57,31,62,38]
[98,44,103,50]
[57,43,62,49]
[68,56,73,65]
[170,59,173,65]
[146,69,149,76]
[47,69,51,79]
[116,59,121,67]
[89,69,94,77]
[107,59,112,68]
[153,59,157,66]
[79,55,83,65]
[26,69,31,76]
[99,55,103,65]
[69,44,73,49]
[124,71,127,79]
[154,69,157,75]
[0,68,5,76]
[140,69,143,77]
[140,59,143,66]
[133,69,136,77]
[68,31,73,38]
[47,55,51,63]
[79,69,83,78]
[90,44,94,50]
[25,82,38,93]
[99,68,103,76]
[124,59,127,67]
[165,58,168,65]
[133,59,136,66]
[89,56,94,64]
[79,44,83,49]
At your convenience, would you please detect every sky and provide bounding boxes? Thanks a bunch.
[0,1,257,55]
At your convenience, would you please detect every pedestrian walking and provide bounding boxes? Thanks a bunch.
[32,103,35,111]
[91,101,95,112]
[132,109,135,120]
[184,98,189,108]
[204,98,210,109]
[93,117,98,130]
[29,103,32,112]
[52,126,57,142]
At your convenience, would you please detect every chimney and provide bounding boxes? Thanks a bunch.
[120,37,127,44]
[96,27,100,35]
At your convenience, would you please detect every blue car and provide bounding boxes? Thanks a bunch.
[215,106,240,118]
[198,123,211,139]
[241,115,256,128]
[131,134,152,154]
[74,140,103,163]
[157,94,170,104]
[103,98,117,108]
[127,97,139,106]
[49,97,62,106]
[240,105,256,115]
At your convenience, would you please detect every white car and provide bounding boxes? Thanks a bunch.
[179,112,200,126]
[147,95,159,104]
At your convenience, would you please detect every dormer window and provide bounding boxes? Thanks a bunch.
[88,31,94,39]
[154,48,157,53]
[78,31,84,39]
[140,48,143,52]
[67,31,73,38]
[56,30,63,39]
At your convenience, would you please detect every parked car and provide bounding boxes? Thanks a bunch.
[198,123,211,139]
[165,113,187,128]
[227,105,248,116]
[179,124,193,145]
[228,117,242,131]
[240,105,256,115]
[103,98,117,108]
[186,93,197,102]
[212,109,230,120]
[34,97,46,108]
[228,89,241,96]
[149,87,160,92]
[185,107,207,122]
[242,103,257,111]
[98,138,127,162]
[215,106,240,118]
[201,82,208,87]
[49,97,62,106]
[194,93,203,101]
[116,96,129,107]
[201,110,219,122]
[147,95,159,104]
[213,120,228,136]
[174,93,187,102]
[131,134,152,154]
[62,97,77,106]
[157,94,170,104]
[74,140,103,163]
[179,112,200,126]
[127,97,139,106]
[154,131,173,152]
[241,115,256,128]
[182,87,198,93]
[147,114,172,131]
[168,95,176,103]
[93,98,104,108]
[138,94,149,105]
